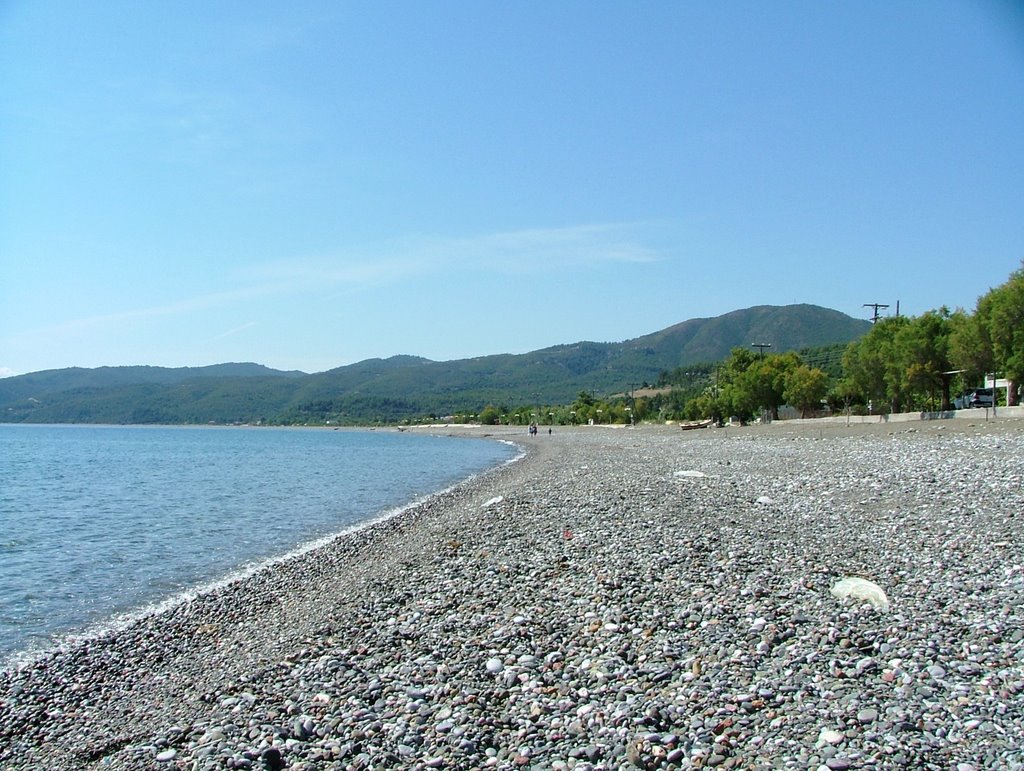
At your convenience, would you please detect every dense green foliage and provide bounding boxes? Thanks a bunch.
[628,265,1024,423]
[653,347,830,424]
[840,265,1024,412]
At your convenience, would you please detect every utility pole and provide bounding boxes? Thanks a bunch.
[751,342,772,358]
[863,303,889,323]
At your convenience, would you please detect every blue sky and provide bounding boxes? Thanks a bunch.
[2,1,1022,376]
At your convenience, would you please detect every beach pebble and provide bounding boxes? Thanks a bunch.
[817,728,844,746]
[830,576,890,611]
[857,707,879,724]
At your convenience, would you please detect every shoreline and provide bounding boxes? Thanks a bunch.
[0,427,516,671]
[0,433,542,769]
[0,436,524,675]
[2,420,1023,769]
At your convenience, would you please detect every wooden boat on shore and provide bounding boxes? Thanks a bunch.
[679,419,713,431]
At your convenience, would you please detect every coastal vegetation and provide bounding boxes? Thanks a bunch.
[477,265,1024,426]
[644,265,1024,423]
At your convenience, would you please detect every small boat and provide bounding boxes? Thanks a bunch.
[679,419,713,431]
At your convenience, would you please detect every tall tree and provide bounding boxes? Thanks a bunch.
[842,316,910,412]
[718,348,759,421]
[981,266,1024,405]
[948,308,994,391]
[894,309,955,410]
[784,365,829,417]
[748,352,801,420]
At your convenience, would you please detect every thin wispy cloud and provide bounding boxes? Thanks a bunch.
[5,223,662,352]
[210,321,258,341]
[398,223,663,275]
[245,223,663,287]
[5,285,277,348]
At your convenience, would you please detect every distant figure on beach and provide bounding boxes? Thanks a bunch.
[529,423,537,436]
[548,427,552,435]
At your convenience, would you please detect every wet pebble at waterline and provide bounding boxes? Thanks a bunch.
[1,422,1023,770]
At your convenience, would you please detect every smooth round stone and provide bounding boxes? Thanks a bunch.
[155,749,177,762]
[818,728,844,745]
[485,658,504,674]
[857,708,879,724]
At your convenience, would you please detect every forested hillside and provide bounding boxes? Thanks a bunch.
[0,304,870,424]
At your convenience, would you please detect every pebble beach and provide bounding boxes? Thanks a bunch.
[2,419,1023,771]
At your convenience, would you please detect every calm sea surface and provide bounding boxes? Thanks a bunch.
[0,424,516,668]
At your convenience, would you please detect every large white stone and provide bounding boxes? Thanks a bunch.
[830,576,890,611]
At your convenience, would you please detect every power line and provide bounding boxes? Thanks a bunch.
[863,303,889,323]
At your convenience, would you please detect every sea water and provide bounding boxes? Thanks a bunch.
[0,424,517,668]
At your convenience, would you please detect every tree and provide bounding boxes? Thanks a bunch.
[718,348,759,421]
[980,265,1024,405]
[478,405,502,425]
[843,316,910,412]
[748,351,801,420]
[893,309,955,410]
[713,348,801,421]
[948,308,993,391]
[683,392,721,423]
[828,377,861,413]
[784,365,829,417]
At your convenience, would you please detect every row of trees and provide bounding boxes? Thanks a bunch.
[467,350,831,427]
[842,265,1023,412]
[466,390,650,427]
[663,349,830,424]
[460,264,1022,426]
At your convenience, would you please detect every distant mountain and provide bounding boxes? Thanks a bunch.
[632,304,868,363]
[0,363,303,403]
[0,304,870,424]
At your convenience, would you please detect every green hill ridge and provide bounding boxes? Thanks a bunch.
[0,304,870,424]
